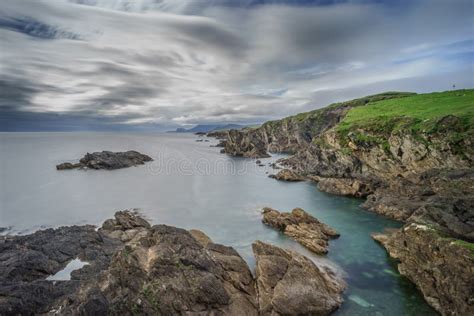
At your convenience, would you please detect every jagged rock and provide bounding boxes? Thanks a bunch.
[79,225,258,315]
[253,241,345,315]
[373,224,474,316]
[222,129,271,158]
[0,225,122,314]
[316,177,373,198]
[268,169,305,182]
[56,162,83,170]
[56,151,153,170]
[262,207,339,254]
[1,211,345,315]
[188,229,213,247]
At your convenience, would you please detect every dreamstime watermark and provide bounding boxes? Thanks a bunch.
[146,149,273,176]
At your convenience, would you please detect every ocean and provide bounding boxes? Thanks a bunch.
[0,132,435,315]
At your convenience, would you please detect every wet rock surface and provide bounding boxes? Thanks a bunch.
[262,207,339,254]
[253,240,345,315]
[0,211,344,315]
[56,150,153,170]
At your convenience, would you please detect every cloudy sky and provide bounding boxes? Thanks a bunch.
[0,0,473,131]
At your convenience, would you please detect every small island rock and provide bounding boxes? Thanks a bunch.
[262,207,339,254]
[56,151,153,170]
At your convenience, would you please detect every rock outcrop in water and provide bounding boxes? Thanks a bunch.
[262,207,340,254]
[372,224,474,316]
[268,169,305,181]
[253,241,345,315]
[56,150,153,170]
[0,211,344,315]
[208,90,474,313]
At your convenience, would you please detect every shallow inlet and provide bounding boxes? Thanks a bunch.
[0,132,436,315]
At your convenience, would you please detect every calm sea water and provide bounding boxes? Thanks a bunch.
[0,132,435,315]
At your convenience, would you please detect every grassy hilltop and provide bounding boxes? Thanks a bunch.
[337,89,474,135]
[332,90,474,156]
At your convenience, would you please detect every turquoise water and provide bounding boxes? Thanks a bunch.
[0,132,436,315]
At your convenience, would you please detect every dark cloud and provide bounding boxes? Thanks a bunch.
[0,0,472,131]
[0,16,81,40]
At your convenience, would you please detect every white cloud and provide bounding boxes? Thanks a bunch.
[0,0,472,129]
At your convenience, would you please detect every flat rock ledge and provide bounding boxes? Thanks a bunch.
[56,150,153,170]
[0,211,345,315]
[269,169,305,182]
[262,207,340,254]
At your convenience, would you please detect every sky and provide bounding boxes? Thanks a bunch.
[0,0,473,131]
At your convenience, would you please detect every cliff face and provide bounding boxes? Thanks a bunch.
[222,92,415,157]
[214,90,474,314]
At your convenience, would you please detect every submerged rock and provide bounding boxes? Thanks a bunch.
[56,151,153,170]
[1,211,344,315]
[269,169,305,182]
[262,207,339,254]
[253,240,345,315]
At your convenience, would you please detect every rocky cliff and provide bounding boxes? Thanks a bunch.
[213,90,474,314]
[221,92,415,157]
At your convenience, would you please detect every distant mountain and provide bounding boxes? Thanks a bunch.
[169,124,245,133]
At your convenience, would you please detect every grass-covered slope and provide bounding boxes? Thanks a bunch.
[333,90,474,156]
[256,92,415,149]
[337,90,474,136]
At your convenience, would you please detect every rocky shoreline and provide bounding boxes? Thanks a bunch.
[0,211,345,315]
[208,91,474,315]
[56,150,153,170]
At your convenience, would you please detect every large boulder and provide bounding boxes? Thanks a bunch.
[56,150,153,170]
[262,207,339,254]
[253,240,345,315]
[74,225,258,315]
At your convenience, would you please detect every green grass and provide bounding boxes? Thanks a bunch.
[454,239,474,253]
[267,91,415,125]
[337,90,474,135]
